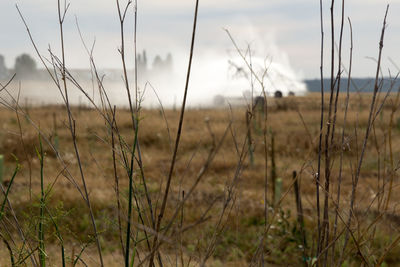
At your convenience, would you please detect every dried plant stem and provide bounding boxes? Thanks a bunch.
[125,117,139,267]
[0,233,15,266]
[332,17,353,265]
[262,90,269,261]
[320,1,337,263]
[14,98,33,200]
[323,0,346,263]
[45,205,66,267]
[38,137,45,267]
[384,86,400,211]
[56,1,104,265]
[316,0,325,260]
[0,173,37,266]
[270,131,277,205]
[115,1,155,265]
[149,1,199,265]
[339,5,389,265]
[246,111,254,166]
[0,163,20,221]
[131,9,156,235]
[111,107,125,258]
[292,171,307,264]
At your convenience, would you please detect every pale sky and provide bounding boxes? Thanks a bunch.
[1,0,400,79]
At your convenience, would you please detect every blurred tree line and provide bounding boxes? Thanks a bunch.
[0,51,173,81]
[0,53,37,80]
[137,50,173,76]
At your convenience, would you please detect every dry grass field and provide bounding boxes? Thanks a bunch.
[1,0,396,265]
[1,92,400,266]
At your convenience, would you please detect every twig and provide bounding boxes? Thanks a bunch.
[339,5,390,265]
[149,1,200,265]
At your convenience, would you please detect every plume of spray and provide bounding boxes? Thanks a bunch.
[141,28,307,108]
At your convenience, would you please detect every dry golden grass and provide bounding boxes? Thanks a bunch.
[1,93,400,265]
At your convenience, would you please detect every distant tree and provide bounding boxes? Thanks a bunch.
[165,53,173,70]
[152,55,163,72]
[137,50,148,75]
[143,50,147,67]
[152,53,173,74]
[213,94,226,106]
[15,53,37,79]
[0,55,7,79]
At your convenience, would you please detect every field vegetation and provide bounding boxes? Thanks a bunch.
[0,0,400,266]
[1,93,400,266]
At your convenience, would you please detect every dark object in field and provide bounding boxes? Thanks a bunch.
[270,132,277,205]
[292,170,307,256]
[213,94,226,106]
[288,91,295,96]
[274,90,283,98]
[253,96,265,111]
[245,111,254,167]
